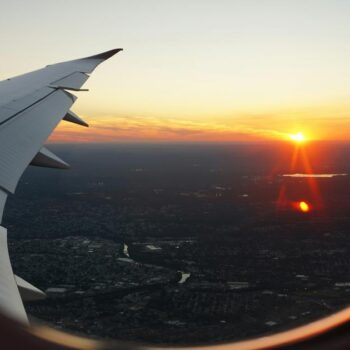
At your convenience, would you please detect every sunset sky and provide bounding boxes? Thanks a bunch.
[2,0,350,142]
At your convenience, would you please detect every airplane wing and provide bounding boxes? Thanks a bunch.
[0,49,122,324]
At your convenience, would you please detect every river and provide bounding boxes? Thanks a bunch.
[122,243,191,284]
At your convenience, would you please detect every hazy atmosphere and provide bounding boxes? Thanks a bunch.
[4,1,350,346]
[2,1,350,142]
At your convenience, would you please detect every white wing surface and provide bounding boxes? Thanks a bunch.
[0,49,122,323]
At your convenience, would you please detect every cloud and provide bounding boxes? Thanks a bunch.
[49,113,290,143]
[52,109,350,143]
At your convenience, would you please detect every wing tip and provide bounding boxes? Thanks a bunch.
[86,48,123,61]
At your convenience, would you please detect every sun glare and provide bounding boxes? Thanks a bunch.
[290,132,306,143]
[299,201,310,213]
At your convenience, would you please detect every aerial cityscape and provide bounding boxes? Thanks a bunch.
[5,142,350,345]
[2,1,350,348]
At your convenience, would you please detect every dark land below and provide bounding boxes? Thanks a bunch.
[5,142,350,345]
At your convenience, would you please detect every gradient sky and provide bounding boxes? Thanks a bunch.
[2,0,350,142]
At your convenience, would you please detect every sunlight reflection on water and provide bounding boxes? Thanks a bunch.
[282,173,347,178]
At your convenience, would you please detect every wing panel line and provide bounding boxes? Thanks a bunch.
[0,89,56,127]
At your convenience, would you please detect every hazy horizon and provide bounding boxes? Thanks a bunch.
[3,1,350,143]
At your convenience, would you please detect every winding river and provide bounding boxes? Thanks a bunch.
[122,243,191,284]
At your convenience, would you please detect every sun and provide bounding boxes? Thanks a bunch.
[289,132,306,143]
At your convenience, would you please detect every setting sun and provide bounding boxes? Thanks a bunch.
[290,132,306,143]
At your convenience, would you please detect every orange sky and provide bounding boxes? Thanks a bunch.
[49,101,350,143]
[3,1,350,143]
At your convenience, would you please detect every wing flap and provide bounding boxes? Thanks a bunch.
[51,72,89,90]
[0,89,74,193]
[0,88,53,125]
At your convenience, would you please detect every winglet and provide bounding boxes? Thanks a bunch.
[85,48,123,61]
